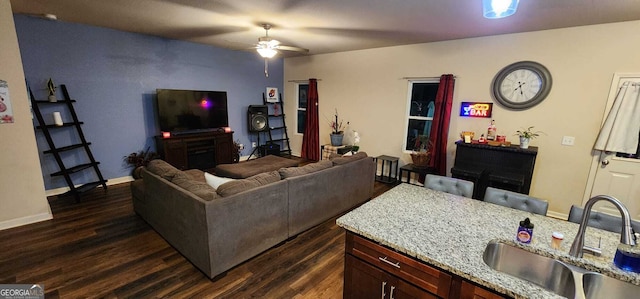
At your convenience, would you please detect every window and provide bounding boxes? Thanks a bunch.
[297,83,308,134]
[404,80,439,152]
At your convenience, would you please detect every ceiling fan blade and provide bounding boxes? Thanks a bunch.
[160,25,251,39]
[277,45,309,53]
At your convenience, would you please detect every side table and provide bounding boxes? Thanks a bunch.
[400,164,437,186]
[374,155,399,184]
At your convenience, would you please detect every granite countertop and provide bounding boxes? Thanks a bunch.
[336,183,640,299]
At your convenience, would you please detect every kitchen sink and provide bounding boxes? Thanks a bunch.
[483,241,575,298]
[483,240,640,299]
[582,272,639,299]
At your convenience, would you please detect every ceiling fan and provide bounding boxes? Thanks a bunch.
[254,24,308,77]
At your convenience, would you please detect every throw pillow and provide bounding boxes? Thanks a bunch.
[204,172,236,189]
[330,151,368,165]
[172,172,218,201]
[216,170,281,197]
[146,159,180,181]
[278,160,333,179]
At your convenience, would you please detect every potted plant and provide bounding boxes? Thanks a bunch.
[410,135,432,168]
[515,126,543,149]
[329,109,346,146]
[233,140,242,163]
[46,78,57,102]
[124,147,159,179]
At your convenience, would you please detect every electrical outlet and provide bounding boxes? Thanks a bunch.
[252,142,257,148]
[239,144,245,150]
[561,136,575,146]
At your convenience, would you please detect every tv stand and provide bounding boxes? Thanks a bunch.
[155,131,234,170]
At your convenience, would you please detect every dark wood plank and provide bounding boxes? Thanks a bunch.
[0,164,394,298]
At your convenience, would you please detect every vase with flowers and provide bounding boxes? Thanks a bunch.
[329,109,347,146]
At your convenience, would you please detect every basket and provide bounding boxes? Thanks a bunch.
[410,152,431,168]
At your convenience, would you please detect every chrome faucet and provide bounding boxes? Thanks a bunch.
[569,195,636,258]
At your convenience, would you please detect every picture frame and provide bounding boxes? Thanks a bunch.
[266,87,279,103]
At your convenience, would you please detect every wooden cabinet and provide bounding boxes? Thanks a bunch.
[155,131,234,170]
[459,281,506,299]
[345,254,436,299]
[451,141,537,200]
[344,232,508,299]
[344,232,451,298]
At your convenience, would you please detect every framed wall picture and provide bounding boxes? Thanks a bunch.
[266,87,279,103]
[0,80,14,124]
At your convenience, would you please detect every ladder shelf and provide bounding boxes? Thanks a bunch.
[30,84,107,202]
[263,93,292,157]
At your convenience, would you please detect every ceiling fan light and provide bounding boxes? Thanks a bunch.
[257,47,278,58]
[483,0,519,19]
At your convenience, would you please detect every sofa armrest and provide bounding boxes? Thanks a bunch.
[204,180,289,278]
[135,168,211,276]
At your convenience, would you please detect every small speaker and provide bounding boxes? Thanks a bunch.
[260,143,280,156]
[248,105,269,132]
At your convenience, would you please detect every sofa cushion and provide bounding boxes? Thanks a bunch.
[216,170,281,197]
[279,160,333,179]
[204,172,236,189]
[330,151,368,165]
[146,159,181,181]
[214,155,299,179]
[184,169,206,183]
[171,172,218,201]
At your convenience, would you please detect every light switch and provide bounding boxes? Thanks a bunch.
[562,136,575,146]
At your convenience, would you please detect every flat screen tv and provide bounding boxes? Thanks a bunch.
[156,89,228,134]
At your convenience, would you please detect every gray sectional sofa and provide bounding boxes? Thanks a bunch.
[131,153,375,279]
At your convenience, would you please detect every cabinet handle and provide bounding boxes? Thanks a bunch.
[389,286,396,299]
[378,256,401,269]
[381,281,387,299]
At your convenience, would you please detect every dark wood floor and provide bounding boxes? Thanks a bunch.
[0,178,393,298]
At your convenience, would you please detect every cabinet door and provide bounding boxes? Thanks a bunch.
[459,281,506,299]
[393,278,438,299]
[164,140,188,170]
[344,254,388,299]
[214,133,233,165]
[344,255,438,299]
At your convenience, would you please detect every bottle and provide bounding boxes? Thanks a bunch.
[516,217,534,244]
[551,232,564,250]
[487,120,496,141]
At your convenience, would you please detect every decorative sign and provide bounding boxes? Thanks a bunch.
[266,87,279,103]
[0,80,14,124]
[460,102,492,118]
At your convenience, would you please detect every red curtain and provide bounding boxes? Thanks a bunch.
[301,79,320,161]
[429,74,455,175]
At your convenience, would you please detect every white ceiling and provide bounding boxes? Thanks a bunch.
[10,0,640,57]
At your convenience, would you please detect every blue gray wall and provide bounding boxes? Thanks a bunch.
[14,14,283,190]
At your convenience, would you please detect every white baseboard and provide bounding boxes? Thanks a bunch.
[45,177,134,197]
[0,211,53,231]
[546,210,568,220]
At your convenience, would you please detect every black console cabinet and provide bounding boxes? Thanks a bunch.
[451,141,537,200]
[155,131,234,170]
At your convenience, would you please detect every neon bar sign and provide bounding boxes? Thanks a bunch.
[460,102,493,118]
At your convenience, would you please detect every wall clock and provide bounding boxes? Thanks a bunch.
[491,61,552,110]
